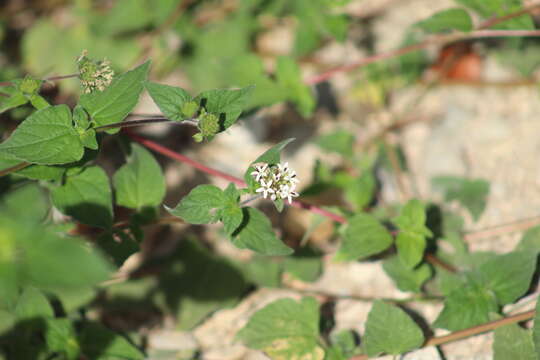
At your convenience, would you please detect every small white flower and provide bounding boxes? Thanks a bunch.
[260,179,272,188]
[256,185,274,199]
[250,164,269,182]
[255,163,268,173]
[250,161,300,204]
[250,170,263,182]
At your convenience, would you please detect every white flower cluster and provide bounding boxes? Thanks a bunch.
[77,50,114,94]
[251,162,299,203]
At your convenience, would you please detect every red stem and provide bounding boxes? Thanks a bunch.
[127,132,245,186]
[126,131,347,224]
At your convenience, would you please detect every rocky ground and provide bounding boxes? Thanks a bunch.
[130,1,540,358]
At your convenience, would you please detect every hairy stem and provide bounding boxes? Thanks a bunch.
[0,161,31,177]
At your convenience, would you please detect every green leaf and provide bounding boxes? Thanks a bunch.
[0,309,16,335]
[415,8,473,33]
[14,287,54,320]
[231,207,293,256]
[237,297,325,360]
[435,267,466,296]
[237,257,282,288]
[343,172,376,210]
[329,330,360,359]
[393,199,433,268]
[475,251,537,305]
[45,318,80,360]
[54,287,96,313]
[256,138,296,165]
[493,323,535,360]
[432,176,490,221]
[29,94,50,110]
[73,104,89,129]
[220,202,243,236]
[166,185,225,224]
[395,232,426,269]
[383,256,432,293]
[195,86,253,130]
[516,226,540,254]
[334,213,393,261]
[289,0,349,55]
[145,82,193,122]
[0,183,48,223]
[0,91,28,114]
[275,57,315,117]
[24,231,112,292]
[0,105,84,165]
[80,61,150,132]
[79,322,144,360]
[364,301,424,357]
[283,249,323,282]
[393,199,432,236]
[159,239,247,330]
[51,166,113,228]
[80,129,98,150]
[13,75,42,96]
[98,0,154,35]
[455,0,533,30]
[433,282,498,331]
[315,130,354,158]
[495,42,540,77]
[113,143,166,209]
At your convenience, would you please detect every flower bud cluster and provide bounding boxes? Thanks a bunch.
[77,50,114,94]
[251,162,299,203]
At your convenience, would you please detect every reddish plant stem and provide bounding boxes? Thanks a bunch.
[463,215,540,242]
[478,2,540,29]
[0,162,30,177]
[126,131,349,224]
[306,1,540,85]
[127,131,459,273]
[127,131,245,186]
[350,309,535,359]
[305,39,432,85]
[0,73,79,87]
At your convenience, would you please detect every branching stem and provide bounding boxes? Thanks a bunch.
[305,2,540,85]
[0,73,79,87]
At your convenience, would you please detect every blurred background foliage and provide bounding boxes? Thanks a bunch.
[2,0,540,359]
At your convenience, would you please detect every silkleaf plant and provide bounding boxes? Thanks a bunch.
[0,50,316,359]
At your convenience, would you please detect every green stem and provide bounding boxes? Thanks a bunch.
[240,194,263,206]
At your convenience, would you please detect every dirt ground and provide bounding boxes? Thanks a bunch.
[129,1,540,358]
